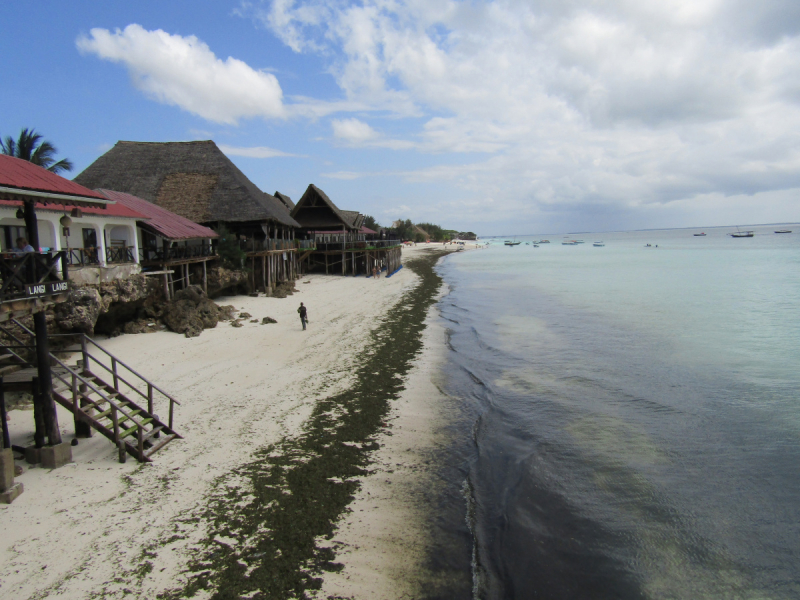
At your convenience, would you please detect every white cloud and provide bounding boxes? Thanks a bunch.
[322,170,368,180]
[331,118,416,149]
[236,0,800,229]
[218,144,301,158]
[77,24,285,124]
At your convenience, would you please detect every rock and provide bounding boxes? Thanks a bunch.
[239,312,252,319]
[218,305,236,321]
[250,319,259,323]
[231,320,243,328]
[122,320,161,334]
[54,288,102,334]
[261,317,277,324]
[207,267,249,298]
[14,465,23,476]
[162,285,223,338]
[249,292,259,297]
[270,281,297,298]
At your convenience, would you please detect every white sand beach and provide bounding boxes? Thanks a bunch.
[0,245,470,599]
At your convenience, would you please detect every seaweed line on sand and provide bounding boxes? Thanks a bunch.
[159,250,452,600]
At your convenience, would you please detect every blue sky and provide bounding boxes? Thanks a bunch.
[3,1,800,235]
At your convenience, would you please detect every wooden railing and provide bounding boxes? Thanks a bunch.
[238,238,297,253]
[65,248,100,266]
[0,251,69,303]
[313,239,401,252]
[140,244,216,263]
[8,321,180,430]
[105,246,135,264]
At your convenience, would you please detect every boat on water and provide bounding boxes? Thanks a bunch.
[533,244,539,248]
[593,241,605,247]
[505,241,521,246]
[729,230,754,238]
[574,240,585,244]
[775,230,792,234]
[538,240,550,244]
[562,240,577,245]
[693,232,706,236]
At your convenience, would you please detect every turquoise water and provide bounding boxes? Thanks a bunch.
[434,225,800,599]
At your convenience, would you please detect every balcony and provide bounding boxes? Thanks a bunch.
[140,244,215,263]
[237,238,300,253]
[0,251,69,304]
[313,239,401,252]
[62,247,136,266]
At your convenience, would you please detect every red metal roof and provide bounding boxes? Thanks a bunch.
[0,198,145,219]
[98,189,218,241]
[0,155,106,201]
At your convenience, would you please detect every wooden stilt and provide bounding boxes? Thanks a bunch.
[202,260,207,294]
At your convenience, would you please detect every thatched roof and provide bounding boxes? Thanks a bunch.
[290,184,359,231]
[340,210,365,229]
[274,191,294,211]
[74,141,299,228]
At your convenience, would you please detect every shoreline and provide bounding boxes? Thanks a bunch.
[0,245,466,599]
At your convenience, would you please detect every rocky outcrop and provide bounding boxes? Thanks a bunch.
[207,266,249,298]
[53,288,103,334]
[54,274,157,335]
[162,285,227,338]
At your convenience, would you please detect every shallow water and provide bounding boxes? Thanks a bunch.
[432,225,800,599]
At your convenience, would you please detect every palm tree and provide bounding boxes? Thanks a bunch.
[1,128,73,174]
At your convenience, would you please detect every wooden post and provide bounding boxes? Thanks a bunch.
[202,260,208,294]
[76,373,92,438]
[31,377,45,448]
[0,378,9,449]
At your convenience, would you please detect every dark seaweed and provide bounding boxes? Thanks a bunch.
[161,250,451,600]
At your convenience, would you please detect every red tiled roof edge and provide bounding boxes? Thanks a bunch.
[98,189,219,241]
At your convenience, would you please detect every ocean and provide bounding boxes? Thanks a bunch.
[430,224,800,599]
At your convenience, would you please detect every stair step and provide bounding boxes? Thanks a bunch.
[0,364,22,376]
[94,402,130,420]
[144,434,177,457]
[120,418,153,439]
[143,425,165,441]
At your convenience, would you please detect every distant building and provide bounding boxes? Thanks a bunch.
[290,184,401,276]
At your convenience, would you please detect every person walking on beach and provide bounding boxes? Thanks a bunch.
[297,302,308,330]
[372,265,378,279]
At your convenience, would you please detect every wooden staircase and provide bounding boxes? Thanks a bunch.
[1,319,181,463]
[51,366,181,463]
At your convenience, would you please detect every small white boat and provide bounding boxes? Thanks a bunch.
[593,241,605,247]
[562,240,577,245]
[775,230,792,234]
[538,240,550,244]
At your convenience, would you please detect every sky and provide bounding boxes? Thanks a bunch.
[3,0,800,235]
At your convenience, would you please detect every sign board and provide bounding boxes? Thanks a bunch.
[25,281,70,297]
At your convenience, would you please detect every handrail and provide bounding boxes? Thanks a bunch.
[80,335,180,407]
[8,319,179,429]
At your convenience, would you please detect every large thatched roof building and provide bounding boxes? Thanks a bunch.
[74,141,299,237]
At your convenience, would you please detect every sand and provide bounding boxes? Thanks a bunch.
[0,243,474,599]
